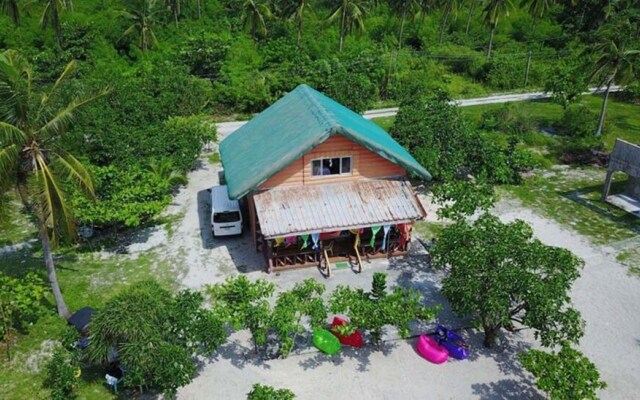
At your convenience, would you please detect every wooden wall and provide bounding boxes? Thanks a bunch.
[258,134,406,189]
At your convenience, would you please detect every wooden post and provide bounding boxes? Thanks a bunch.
[524,51,532,87]
[248,194,257,251]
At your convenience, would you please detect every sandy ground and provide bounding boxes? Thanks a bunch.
[122,156,640,400]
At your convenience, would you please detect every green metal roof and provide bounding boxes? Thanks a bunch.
[220,84,432,199]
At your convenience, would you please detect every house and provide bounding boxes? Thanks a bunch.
[219,84,432,273]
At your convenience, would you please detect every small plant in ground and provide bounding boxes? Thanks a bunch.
[43,346,81,400]
[247,383,296,400]
[207,276,275,353]
[0,273,47,360]
[432,214,585,348]
[330,273,439,348]
[519,344,607,400]
[271,279,327,357]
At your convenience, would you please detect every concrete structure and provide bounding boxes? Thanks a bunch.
[602,139,640,217]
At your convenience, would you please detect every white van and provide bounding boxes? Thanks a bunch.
[210,185,243,237]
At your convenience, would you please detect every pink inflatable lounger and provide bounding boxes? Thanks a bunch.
[417,334,449,364]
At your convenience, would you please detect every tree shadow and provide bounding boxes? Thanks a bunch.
[464,328,534,379]
[471,378,543,400]
[297,338,398,373]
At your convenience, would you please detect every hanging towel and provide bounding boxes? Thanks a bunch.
[285,236,296,247]
[311,232,320,250]
[370,226,382,247]
[274,237,285,246]
[300,234,310,249]
[381,225,391,251]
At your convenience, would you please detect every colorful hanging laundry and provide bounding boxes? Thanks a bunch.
[349,229,360,248]
[369,226,381,247]
[274,237,285,246]
[300,234,310,249]
[398,223,413,248]
[285,236,297,247]
[381,225,391,251]
[311,233,320,250]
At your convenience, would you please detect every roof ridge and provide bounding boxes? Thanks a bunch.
[298,85,339,133]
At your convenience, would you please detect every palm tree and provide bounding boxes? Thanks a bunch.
[483,0,513,58]
[438,0,458,44]
[523,0,554,35]
[166,0,180,26]
[241,0,273,39]
[590,21,640,136]
[327,0,366,51]
[282,0,313,46]
[0,50,108,319]
[464,0,479,35]
[41,0,67,47]
[390,0,419,49]
[1,0,20,25]
[121,0,159,51]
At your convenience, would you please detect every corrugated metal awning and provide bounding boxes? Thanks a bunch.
[253,180,426,238]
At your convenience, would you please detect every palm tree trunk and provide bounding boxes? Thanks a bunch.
[398,9,407,50]
[197,0,201,18]
[595,79,612,137]
[53,4,62,48]
[465,0,477,35]
[339,6,347,51]
[487,25,495,58]
[297,16,302,46]
[439,2,452,44]
[38,222,71,319]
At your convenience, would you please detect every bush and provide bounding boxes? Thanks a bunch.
[621,81,640,104]
[480,105,536,135]
[247,384,295,400]
[179,33,230,79]
[555,105,599,138]
[324,71,377,113]
[43,347,81,400]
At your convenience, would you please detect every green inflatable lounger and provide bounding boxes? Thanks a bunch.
[312,328,342,355]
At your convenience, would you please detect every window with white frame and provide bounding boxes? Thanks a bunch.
[311,156,352,176]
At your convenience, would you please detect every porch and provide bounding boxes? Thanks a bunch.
[250,180,425,274]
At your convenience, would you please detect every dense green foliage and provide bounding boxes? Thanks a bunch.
[43,347,81,400]
[432,214,585,348]
[87,281,227,397]
[247,383,296,400]
[0,273,46,359]
[329,273,439,347]
[519,345,607,400]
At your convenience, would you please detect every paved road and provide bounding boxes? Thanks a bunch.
[215,86,621,140]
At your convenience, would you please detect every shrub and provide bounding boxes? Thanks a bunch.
[480,105,536,135]
[179,33,230,79]
[324,71,377,113]
[247,384,296,400]
[555,105,599,138]
[43,347,81,400]
[621,81,640,104]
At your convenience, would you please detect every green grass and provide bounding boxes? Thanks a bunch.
[0,237,178,399]
[208,151,220,164]
[414,220,447,240]
[502,168,640,245]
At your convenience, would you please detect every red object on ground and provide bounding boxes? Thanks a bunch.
[330,316,364,348]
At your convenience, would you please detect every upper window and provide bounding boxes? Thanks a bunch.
[312,157,352,177]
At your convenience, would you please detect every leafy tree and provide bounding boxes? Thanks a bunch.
[390,0,419,48]
[87,281,227,397]
[271,279,327,357]
[280,0,314,45]
[121,0,160,51]
[207,276,275,353]
[524,0,555,34]
[324,70,376,113]
[0,273,47,360]
[0,50,107,319]
[432,214,585,348]
[41,0,67,46]
[241,0,273,39]
[327,0,367,51]
[179,33,230,79]
[329,273,439,347]
[482,0,514,58]
[544,59,588,110]
[43,346,81,400]
[1,0,19,25]
[589,17,640,136]
[519,344,607,400]
[247,384,296,400]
